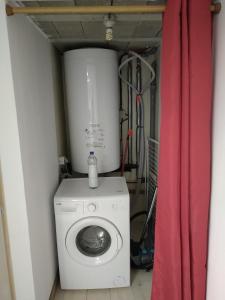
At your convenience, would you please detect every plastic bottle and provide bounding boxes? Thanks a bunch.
[88,151,98,188]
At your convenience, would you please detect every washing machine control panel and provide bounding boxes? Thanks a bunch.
[55,201,83,214]
[83,197,127,215]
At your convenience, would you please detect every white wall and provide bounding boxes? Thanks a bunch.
[52,50,67,157]
[0,3,65,299]
[207,2,225,299]
[0,3,36,299]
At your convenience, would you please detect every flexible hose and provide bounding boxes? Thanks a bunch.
[119,51,155,94]
[119,51,155,196]
[136,95,145,179]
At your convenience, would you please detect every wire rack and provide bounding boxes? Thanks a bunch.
[146,137,159,205]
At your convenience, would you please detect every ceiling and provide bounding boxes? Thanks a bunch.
[9,0,163,52]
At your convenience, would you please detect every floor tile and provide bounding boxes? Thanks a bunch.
[86,289,110,300]
[63,289,87,300]
[54,270,152,300]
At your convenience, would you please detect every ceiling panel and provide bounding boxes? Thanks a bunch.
[54,22,84,38]
[38,0,75,6]
[133,21,161,38]
[20,1,40,6]
[14,0,163,51]
[128,39,160,50]
[20,0,74,5]
[33,20,59,38]
[81,22,105,38]
[75,0,111,5]
[113,0,148,4]
[113,21,137,38]
[19,0,166,4]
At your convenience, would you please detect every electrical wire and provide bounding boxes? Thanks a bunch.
[118,51,155,94]
[108,0,114,19]
[119,51,155,199]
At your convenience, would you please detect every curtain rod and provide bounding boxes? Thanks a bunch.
[6,3,221,16]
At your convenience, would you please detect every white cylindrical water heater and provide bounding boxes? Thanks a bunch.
[64,48,120,173]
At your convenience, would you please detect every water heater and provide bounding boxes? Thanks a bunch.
[64,48,120,173]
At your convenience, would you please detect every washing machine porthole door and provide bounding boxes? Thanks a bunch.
[76,225,111,257]
[65,217,123,266]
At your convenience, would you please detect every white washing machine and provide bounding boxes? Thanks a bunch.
[54,177,130,290]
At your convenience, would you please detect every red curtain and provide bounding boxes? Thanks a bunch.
[151,0,212,299]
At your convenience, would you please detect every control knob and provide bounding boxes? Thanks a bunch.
[88,203,97,212]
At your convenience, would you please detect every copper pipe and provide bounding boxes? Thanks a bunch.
[6,3,221,16]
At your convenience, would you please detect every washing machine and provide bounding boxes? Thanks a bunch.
[54,177,130,290]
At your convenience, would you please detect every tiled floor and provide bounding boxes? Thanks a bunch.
[54,269,152,300]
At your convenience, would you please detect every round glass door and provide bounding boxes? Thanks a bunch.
[76,226,111,257]
[65,217,123,266]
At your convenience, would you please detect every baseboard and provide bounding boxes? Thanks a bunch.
[49,271,59,300]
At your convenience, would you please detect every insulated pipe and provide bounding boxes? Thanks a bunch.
[6,3,221,16]
[136,59,142,175]
[119,51,155,180]
[127,61,133,165]
[119,54,128,167]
